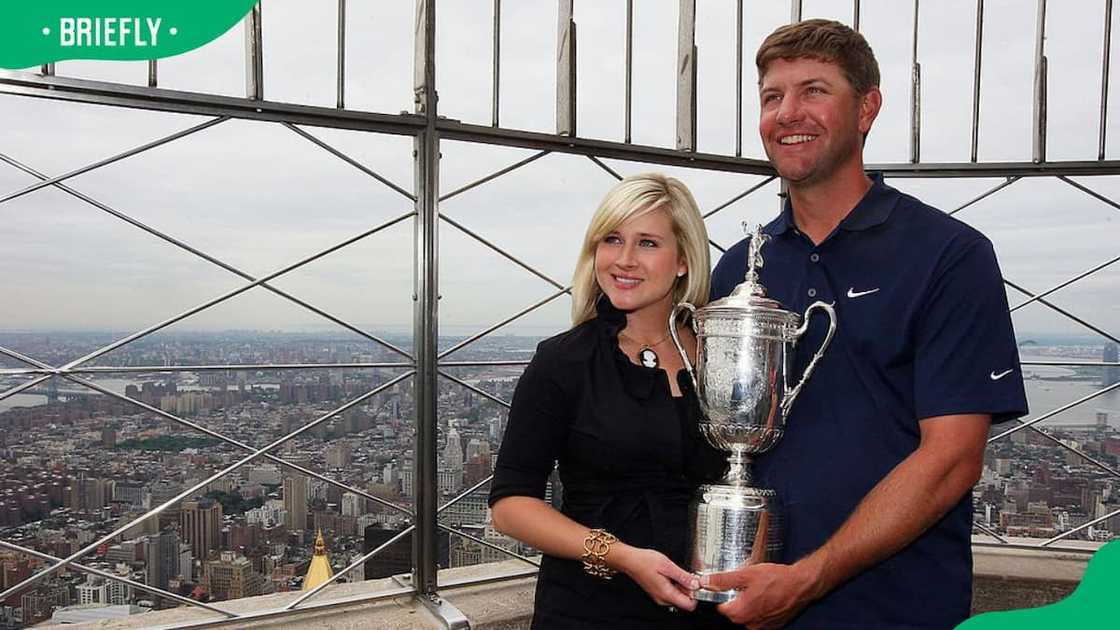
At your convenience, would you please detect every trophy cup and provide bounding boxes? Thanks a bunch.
[669,224,837,603]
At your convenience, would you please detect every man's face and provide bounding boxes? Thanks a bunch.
[758,57,880,187]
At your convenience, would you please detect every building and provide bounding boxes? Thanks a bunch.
[302,530,335,591]
[444,426,464,471]
[180,499,223,561]
[177,542,195,583]
[1104,342,1120,387]
[449,525,523,568]
[363,525,448,580]
[438,465,463,495]
[105,564,135,605]
[20,580,71,625]
[401,462,414,498]
[105,539,142,565]
[144,530,180,591]
[101,425,117,447]
[341,492,363,518]
[205,551,268,600]
[465,438,490,461]
[326,443,352,469]
[76,575,109,605]
[440,493,489,528]
[283,474,309,532]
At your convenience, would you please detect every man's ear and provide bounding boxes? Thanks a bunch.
[858,87,883,134]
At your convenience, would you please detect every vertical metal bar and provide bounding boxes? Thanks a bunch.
[791,0,802,22]
[492,0,501,127]
[337,0,346,109]
[1100,0,1113,160]
[971,0,984,162]
[676,0,696,152]
[245,2,263,100]
[147,60,157,88]
[736,0,743,157]
[1033,0,1048,163]
[909,0,921,164]
[557,0,576,136]
[625,0,633,143]
[853,0,861,31]
[40,63,54,76]
[412,0,440,598]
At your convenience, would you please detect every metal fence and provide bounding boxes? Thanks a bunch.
[0,0,1118,626]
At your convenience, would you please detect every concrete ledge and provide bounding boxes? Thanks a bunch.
[971,540,1095,614]
[53,543,1095,629]
[52,562,538,630]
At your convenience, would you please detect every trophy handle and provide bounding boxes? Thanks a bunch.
[780,301,837,418]
[669,303,699,391]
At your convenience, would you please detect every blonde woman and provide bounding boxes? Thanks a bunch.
[489,173,732,629]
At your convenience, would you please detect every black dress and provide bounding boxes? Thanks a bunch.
[488,298,734,629]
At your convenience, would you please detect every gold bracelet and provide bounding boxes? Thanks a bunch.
[581,528,618,579]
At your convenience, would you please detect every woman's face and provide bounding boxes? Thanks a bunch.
[594,208,686,318]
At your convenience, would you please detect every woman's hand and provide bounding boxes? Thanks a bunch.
[611,544,700,611]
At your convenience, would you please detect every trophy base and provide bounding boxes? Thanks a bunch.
[694,587,737,604]
[689,483,782,599]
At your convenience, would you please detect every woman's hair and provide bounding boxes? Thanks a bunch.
[570,172,710,326]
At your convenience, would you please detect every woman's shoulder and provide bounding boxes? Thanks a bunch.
[532,317,602,365]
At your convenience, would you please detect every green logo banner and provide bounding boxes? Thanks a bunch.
[0,0,260,69]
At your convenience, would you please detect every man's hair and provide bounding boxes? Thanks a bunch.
[756,19,880,95]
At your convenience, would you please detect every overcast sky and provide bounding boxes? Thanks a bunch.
[1,0,1118,345]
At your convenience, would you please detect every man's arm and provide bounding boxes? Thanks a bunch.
[703,413,991,628]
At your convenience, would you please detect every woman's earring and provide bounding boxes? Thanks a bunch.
[677,270,686,277]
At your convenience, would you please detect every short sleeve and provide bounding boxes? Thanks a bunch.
[913,237,1028,424]
[488,345,572,506]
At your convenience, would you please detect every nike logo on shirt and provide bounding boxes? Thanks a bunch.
[990,369,1014,381]
[847,287,880,299]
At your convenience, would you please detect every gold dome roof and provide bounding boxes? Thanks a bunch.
[302,529,334,591]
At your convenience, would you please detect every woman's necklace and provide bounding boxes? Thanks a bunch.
[619,330,672,368]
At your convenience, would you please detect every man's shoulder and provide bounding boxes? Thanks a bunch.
[890,187,989,248]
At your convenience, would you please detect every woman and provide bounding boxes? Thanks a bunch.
[488,173,731,628]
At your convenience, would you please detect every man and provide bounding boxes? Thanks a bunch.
[704,19,1028,629]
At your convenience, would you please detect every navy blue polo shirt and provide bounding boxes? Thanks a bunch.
[710,174,1028,629]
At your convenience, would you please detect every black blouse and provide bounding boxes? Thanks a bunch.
[489,297,731,629]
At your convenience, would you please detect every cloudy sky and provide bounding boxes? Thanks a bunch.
[1,0,1118,344]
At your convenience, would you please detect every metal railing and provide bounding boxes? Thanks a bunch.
[1,1,1118,627]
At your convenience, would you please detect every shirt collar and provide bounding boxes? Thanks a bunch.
[766,172,897,237]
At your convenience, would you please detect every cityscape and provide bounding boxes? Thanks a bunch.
[0,332,1117,627]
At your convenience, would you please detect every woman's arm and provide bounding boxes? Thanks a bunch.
[491,495,701,610]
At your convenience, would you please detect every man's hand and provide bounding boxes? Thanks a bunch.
[702,561,822,629]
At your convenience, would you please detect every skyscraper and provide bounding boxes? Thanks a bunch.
[341,492,363,518]
[144,530,180,591]
[444,425,464,472]
[1104,342,1119,387]
[283,474,309,532]
[179,499,222,561]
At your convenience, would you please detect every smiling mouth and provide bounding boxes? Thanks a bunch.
[612,275,642,288]
[779,134,818,145]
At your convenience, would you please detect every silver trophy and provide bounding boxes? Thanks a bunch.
[669,224,837,603]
